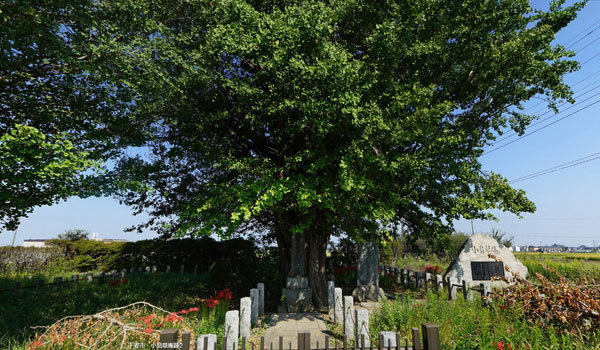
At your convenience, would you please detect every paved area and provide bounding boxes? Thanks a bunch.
[262,313,331,350]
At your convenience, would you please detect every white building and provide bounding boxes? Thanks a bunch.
[23,239,51,248]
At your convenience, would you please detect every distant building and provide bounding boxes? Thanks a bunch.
[23,235,129,247]
[512,246,521,252]
[537,244,565,253]
[23,239,51,248]
[90,233,129,243]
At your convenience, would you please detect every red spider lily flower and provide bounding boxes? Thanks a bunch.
[30,340,43,348]
[137,324,143,327]
[145,328,152,334]
[217,289,232,300]
[165,314,183,322]
[495,341,504,350]
[204,298,219,308]
[188,307,200,312]
[178,309,189,314]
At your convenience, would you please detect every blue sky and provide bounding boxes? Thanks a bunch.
[3,0,600,247]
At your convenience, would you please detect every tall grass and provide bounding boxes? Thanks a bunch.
[369,292,600,349]
[516,254,600,283]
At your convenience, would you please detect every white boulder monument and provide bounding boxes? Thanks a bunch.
[444,233,528,287]
[352,242,386,302]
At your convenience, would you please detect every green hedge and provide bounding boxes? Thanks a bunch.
[0,246,61,272]
[47,237,281,293]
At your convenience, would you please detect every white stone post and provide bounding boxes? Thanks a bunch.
[224,311,239,350]
[481,282,491,305]
[355,308,369,347]
[239,297,251,339]
[257,283,265,316]
[197,334,217,350]
[343,296,354,341]
[435,274,443,292]
[327,281,335,319]
[334,288,343,325]
[379,332,397,348]
[447,277,457,300]
[462,280,473,300]
[250,288,259,326]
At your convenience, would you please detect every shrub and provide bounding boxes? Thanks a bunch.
[0,246,61,273]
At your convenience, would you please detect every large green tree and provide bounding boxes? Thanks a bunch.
[99,0,583,306]
[3,0,584,307]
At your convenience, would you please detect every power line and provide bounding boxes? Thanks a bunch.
[483,95,600,156]
[563,18,600,48]
[580,50,600,65]
[519,66,600,115]
[508,151,600,184]
[493,83,600,144]
[574,35,600,54]
[566,21,600,49]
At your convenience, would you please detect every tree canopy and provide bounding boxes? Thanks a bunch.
[2,0,585,305]
[104,0,581,239]
[0,0,142,230]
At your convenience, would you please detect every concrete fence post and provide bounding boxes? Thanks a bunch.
[224,311,239,350]
[462,280,472,301]
[257,283,265,316]
[250,288,259,326]
[239,297,251,339]
[197,334,216,350]
[334,288,343,325]
[446,277,457,300]
[343,296,354,341]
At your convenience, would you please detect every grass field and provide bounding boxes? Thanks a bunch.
[515,252,600,283]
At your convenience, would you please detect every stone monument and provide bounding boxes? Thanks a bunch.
[444,233,528,287]
[352,242,386,302]
[280,233,315,312]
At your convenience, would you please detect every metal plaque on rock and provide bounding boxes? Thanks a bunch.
[470,261,505,280]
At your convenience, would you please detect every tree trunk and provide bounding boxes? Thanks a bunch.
[306,228,329,309]
[275,224,292,276]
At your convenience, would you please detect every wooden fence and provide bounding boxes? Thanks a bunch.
[1,264,199,296]
[378,265,491,302]
[160,322,440,350]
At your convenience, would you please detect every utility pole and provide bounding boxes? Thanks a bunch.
[10,219,20,247]
[471,220,474,235]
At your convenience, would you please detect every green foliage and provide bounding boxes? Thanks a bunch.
[333,267,357,287]
[369,292,600,349]
[0,125,96,231]
[489,228,514,248]
[329,237,358,268]
[48,239,125,272]
[57,229,90,241]
[0,246,61,273]
[516,253,600,284]
[85,0,584,246]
